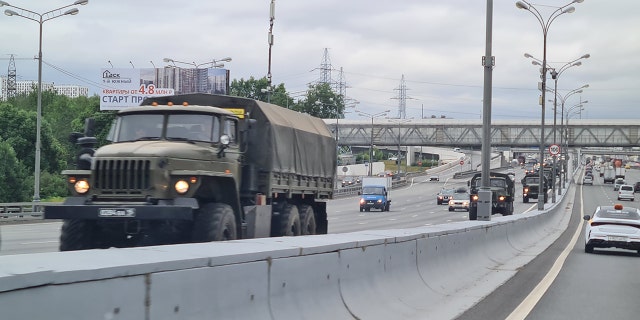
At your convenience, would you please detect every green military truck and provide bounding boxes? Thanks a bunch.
[44,94,336,251]
[468,172,515,220]
[521,174,548,203]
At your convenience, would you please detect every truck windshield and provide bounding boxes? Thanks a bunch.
[490,179,506,188]
[114,113,220,143]
[115,114,163,142]
[362,186,385,195]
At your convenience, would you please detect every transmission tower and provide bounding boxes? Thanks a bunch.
[318,48,333,85]
[391,74,410,119]
[6,54,17,99]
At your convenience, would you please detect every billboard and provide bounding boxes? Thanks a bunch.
[99,67,230,110]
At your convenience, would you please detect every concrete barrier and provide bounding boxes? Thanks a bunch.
[0,183,576,320]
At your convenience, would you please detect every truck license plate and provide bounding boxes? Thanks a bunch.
[99,208,136,217]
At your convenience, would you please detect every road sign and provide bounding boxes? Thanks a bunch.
[459,160,464,165]
[548,144,561,156]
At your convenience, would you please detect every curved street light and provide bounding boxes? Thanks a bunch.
[162,57,231,69]
[516,0,582,210]
[530,52,589,199]
[1,0,89,202]
[356,110,390,176]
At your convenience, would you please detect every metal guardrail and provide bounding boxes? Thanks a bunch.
[0,202,62,221]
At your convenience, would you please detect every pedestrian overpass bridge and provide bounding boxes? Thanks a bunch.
[324,118,640,148]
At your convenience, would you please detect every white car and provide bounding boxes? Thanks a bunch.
[448,192,470,212]
[582,175,593,185]
[618,184,635,201]
[614,178,625,191]
[583,204,640,254]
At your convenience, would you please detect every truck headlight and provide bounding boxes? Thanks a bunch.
[498,195,506,202]
[359,198,365,205]
[174,180,190,194]
[74,180,90,194]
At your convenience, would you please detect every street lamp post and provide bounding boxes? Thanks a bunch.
[1,0,89,202]
[388,118,412,175]
[562,103,586,185]
[551,84,588,189]
[527,53,589,201]
[516,0,582,211]
[357,110,390,176]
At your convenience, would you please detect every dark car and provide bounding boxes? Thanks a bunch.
[437,188,455,205]
[635,182,640,193]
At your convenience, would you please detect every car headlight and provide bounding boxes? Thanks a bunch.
[471,194,479,201]
[498,196,506,202]
[74,180,90,194]
[360,198,365,205]
[174,180,190,194]
[524,187,529,192]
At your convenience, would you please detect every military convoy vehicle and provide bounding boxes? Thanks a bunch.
[468,172,515,220]
[521,174,548,203]
[44,94,336,251]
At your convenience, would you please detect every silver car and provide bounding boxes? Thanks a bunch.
[617,184,635,201]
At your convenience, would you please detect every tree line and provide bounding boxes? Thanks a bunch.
[0,78,345,202]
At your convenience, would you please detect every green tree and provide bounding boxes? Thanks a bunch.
[229,77,294,109]
[292,83,344,118]
[0,140,29,202]
[0,102,66,175]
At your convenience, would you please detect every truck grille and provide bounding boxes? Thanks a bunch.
[94,159,151,193]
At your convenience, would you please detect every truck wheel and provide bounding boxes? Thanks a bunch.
[192,203,237,242]
[298,204,317,235]
[60,219,97,251]
[360,207,363,212]
[271,203,301,237]
[523,197,529,203]
[469,207,478,220]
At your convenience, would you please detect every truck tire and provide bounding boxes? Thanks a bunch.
[298,204,317,235]
[503,203,514,216]
[523,196,529,203]
[469,207,478,220]
[60,219,97,251]
[271,203,301,237]
[192,203,237,242]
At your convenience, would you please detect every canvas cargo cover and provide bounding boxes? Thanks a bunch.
[141,94,337,179]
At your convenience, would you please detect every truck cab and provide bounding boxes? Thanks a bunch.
[521,174,548,203]
[468,172,515,220]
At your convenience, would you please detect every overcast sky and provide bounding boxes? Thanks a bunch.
[1,0,638,120]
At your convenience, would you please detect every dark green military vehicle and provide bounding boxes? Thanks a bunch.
[521,174,548,203]
[468,172,515,220]
[45,94,336,251]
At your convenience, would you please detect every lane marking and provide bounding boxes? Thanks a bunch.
[506,180,585,320]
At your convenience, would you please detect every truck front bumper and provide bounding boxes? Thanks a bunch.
[44,197,198,220]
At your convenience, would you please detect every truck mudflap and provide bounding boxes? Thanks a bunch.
[44,197,198,220]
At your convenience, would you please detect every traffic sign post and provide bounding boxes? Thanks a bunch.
[548,144,561,203]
